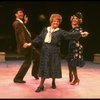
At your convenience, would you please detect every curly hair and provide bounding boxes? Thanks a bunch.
[49,14,62,24]
[70,15,83,25]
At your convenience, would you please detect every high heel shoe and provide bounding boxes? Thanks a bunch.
[70,79,80,85]
[52,82,56,89]
[35,86,44,92]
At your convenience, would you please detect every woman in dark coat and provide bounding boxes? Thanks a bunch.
[32,13,88,92]
[67,12,89,85]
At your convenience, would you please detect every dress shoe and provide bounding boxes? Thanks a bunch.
[52,82,56,89]
[70,79,80,85]
[14,80,26,83]
[33,75,39,80]
[35,86,44,92]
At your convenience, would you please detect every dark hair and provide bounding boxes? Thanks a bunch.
[14,8,24,14]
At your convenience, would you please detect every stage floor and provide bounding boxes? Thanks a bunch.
[0,60,100,99]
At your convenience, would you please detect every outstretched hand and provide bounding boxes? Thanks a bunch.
[81,31,89,37]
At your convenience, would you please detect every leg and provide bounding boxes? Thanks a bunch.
[14,53,32,83]
[32,48,40,79]
[35,77,45,92]
[68,63,73,82]
[73,66,79,80]
[70,66,80,85]
[52,78,56,89]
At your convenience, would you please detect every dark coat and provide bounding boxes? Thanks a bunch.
[32,27,81,78]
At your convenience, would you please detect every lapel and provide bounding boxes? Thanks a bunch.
[16,19,31,37]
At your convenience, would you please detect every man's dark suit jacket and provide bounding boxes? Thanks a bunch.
[13,20,32,54]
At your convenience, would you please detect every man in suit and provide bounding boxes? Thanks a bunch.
[12,8,40,83]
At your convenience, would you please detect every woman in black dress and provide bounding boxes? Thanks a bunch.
[67,12,89,85]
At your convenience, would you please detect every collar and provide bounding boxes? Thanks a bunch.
[47,26,59,33]
[16,18,23,24]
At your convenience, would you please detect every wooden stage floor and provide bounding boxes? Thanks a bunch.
[0,60,100,99]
